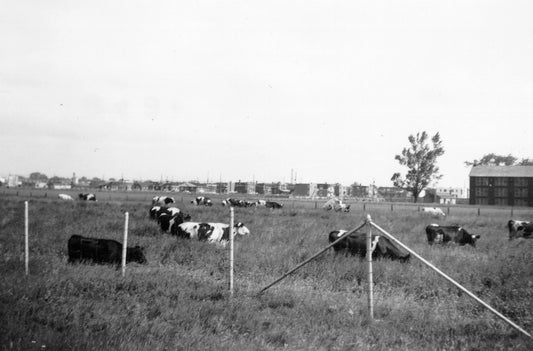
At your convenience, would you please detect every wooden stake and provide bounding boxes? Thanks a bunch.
[122,212,129,277]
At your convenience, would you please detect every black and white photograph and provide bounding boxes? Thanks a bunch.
[1,1,532,350]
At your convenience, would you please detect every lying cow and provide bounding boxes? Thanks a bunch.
[197,222,251,245]
[159,210,191,232]
[222,198,244,207]
[256,200,267,206]
[421,207,446,216]
[328,230,410,261]
[191,196,213,206]
[174,222,211,238]
[152,195,175,206]
[67,235,146,265]
[508,220,533,240]
[78,193,96,201]
[265,201,283,209]
[58,194,74,201]
[425,224,480,247]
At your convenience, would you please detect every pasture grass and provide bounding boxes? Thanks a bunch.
[1,194,532,350]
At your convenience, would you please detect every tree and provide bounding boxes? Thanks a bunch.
[518,158,533,166]
[464,153,517,167]
[391,131,445,203]
[29,172,48,182]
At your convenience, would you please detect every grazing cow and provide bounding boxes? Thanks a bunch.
[328,230,410,261]
[191,196,213,206]
[58,194,74,201]
[78,193,96,201]
[336,203,351,212]
[265,201,283,209]
[508,220,533,240]
[222,198,245,207]
[152,195,175,206]
[425,224,480,247]
[149,205,163,220]
[67,235,146,265]
[197,222,251,245]
[421,207,446,216]
[256,200,267,206]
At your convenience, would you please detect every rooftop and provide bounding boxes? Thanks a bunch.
[469,165,533,177]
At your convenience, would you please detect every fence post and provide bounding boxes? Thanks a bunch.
[366,214,374,321]
[390,204,393,212]
[447,206,450,215]
[315,201,317,209]
[363,203,366,211]
[25,201,29,275]
[121,212,129,277]
[511,207,514,217]
[229,207,234,297]
[478,208,480,216]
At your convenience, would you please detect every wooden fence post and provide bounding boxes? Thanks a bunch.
[366,214,374,321]
[478,208,480,216]
[121,212,129,277]
[25,201,29,275]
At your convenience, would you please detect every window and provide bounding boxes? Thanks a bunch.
[475,177,489,186]
[476,198,489,205]
[515,178,528,187]
[494,198,508,206]
[475,188,488,197]
[514,188,528,198]
[494,188,508,197]
[514,199,528,207]
[494,177,508,186]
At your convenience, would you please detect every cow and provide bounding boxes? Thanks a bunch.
[324,198,350,212]
[421,207,446,216]
[58,194,74,201]
[256,200,267,206]
[328,230,410,261]
[78,193,96,201]
[336,203,351,212]
[191,196,213,206]
[149,205,163,220]
[152,195,175,206]
[174,222,211,239]
[222,198,245,207]
[159,210,191,233]
[67,235,146,265]
[196,222,251,245]
[425,224,480,247]
[265,201,283,209]
[508,220,533,240]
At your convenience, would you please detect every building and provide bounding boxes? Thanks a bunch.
[469,165,533,206]
[436,187,468,199]
[234,181,256,194]
[293,183,316,197]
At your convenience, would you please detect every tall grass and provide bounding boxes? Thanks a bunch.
[0,195,532,350]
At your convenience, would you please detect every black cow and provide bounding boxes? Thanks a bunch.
[328,230,410,261]
[265,201,283,209]
[67,235,146,265]
[508,220,533,240]
[425,224,480,247]
[78,193,96,201]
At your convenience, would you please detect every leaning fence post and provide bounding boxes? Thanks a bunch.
[25,201,29,275]
[366,214,374,321]
[121,212,129,277]
[229,207,234,297]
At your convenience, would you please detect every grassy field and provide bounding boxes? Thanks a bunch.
[1,192,532,350]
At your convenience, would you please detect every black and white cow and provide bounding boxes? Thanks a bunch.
[328,230,410,261]
[265,201,283,209]
[78,193,96,201]
[196,222,251,246]
[67,235,146,265]
[174,222,211,239]
[425,224,480,247]
[256,200,267,206]
[158,210,191,233]
[222,198,245,207]
[508,220,533,240]
[191,196,213,206]
[152,195,175,206]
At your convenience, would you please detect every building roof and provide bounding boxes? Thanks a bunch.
[469,165,533,177]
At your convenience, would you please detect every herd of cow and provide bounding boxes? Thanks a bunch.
[65,194,532,267]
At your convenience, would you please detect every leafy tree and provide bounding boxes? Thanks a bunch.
[464,153,517,167]
[391,131,445,203]
[518,158,533,166]
[29,172,48,181]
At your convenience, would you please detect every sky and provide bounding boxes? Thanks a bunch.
[2,1,533,188]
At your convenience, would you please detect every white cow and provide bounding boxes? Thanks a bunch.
[421,207,446,216]
[58,194,74,201]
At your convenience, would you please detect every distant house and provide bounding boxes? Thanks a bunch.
[255,183,272,195]
[234,181,256,194]
[173,182,197,193]
[101,180,133,191]
[293,183,316,197]
[469,165,533,206]
[132,181,161,191]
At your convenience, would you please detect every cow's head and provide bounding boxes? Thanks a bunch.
[197,223,214,241]
[234,222,250,236]
[127,246,147,264]
[459,227,480,247]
